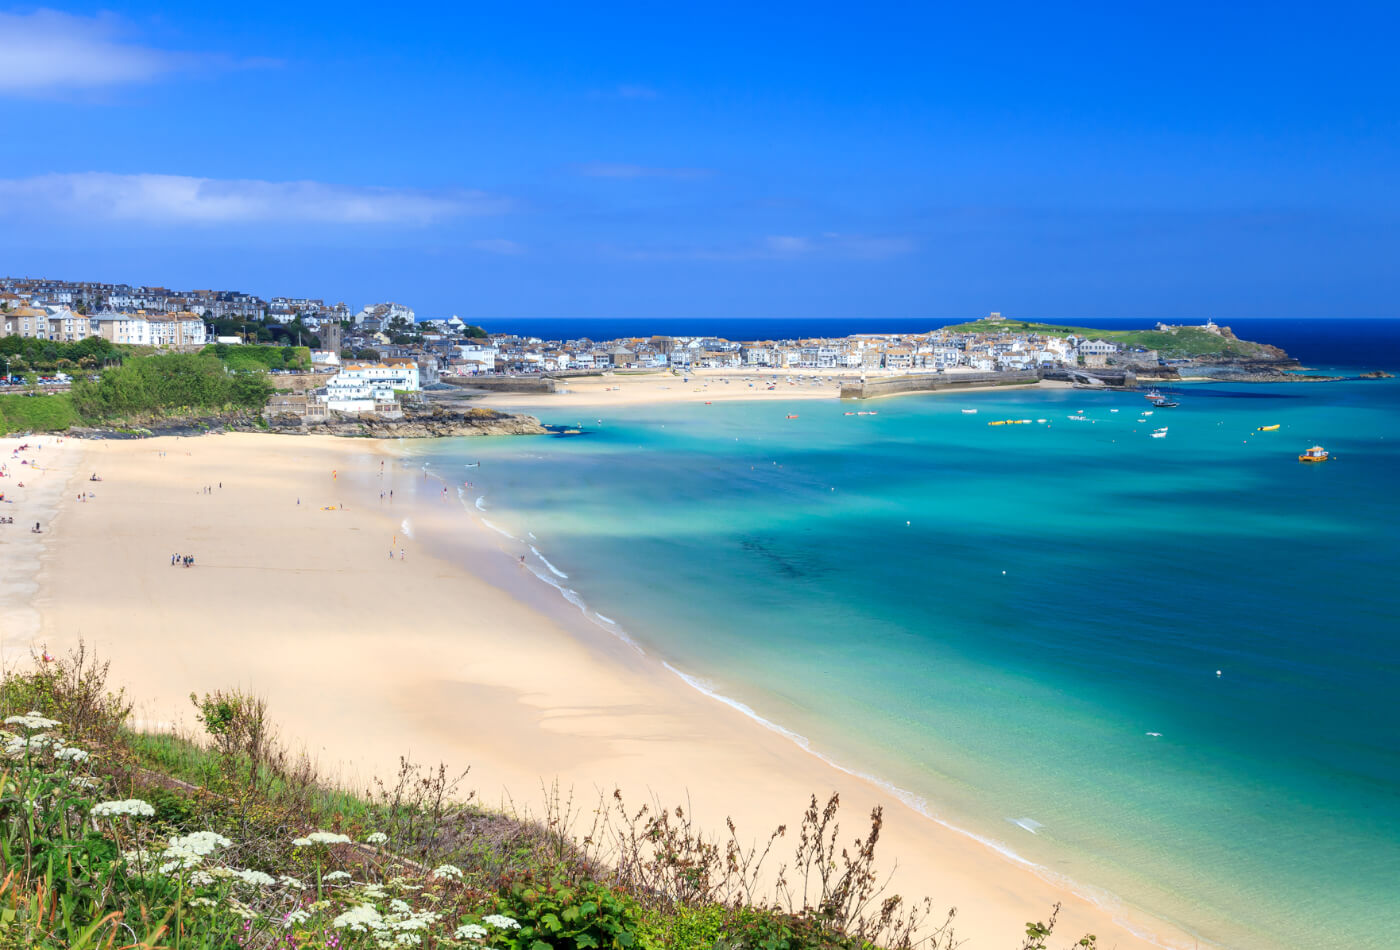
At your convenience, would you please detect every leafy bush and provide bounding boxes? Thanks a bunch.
[69,353,272,421]
[495,869,641,949]
[202,343,311,372]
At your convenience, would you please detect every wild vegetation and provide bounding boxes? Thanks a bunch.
[201,343,313,373]
[69,354,272,423]
[0,335,122,375]
[0,646,1095,949]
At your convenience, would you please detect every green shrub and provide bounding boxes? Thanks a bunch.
[496,869,641,949]
[70,353,272,422]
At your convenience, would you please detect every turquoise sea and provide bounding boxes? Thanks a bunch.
[409,332,1399,950]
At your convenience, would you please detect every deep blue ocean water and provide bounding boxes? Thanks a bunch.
[411,320,1400,950]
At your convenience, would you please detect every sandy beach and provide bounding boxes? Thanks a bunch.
[19,431,1205,950]
[471,367,1059,411]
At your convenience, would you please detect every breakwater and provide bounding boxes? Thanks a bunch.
[441,376,558,394]
[840,371,1041,399]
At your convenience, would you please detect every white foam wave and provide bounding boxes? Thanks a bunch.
[594,613,616,624]
[1010,817,1044,834]
[399,518,413,539]
[521,564,644,654]
[475,496,487,511]
[530,545,568,578]
[479,518,516,540]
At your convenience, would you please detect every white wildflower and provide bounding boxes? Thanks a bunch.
[332,904,385,933]
[359,883,387,899]
[188,896,218,908]
[121,848,152,865]
[91,799,155,818]
[323,870,352,882]
[283,908,312,926]
[365,831,388,845]
[232,868,275,887]
[4,712,60,730]
[392,935,422,947]
[189,871,215,886]
[71,776,101,788]
[159,830,231,872]
[296,831,351,846]
[278,874,308,890]
[383,907,440,933]
[389,899,412,914]
[430,864,463,881]
[291,837,311,847]
[455,923,488,941]
[54,746,89,762]
[5,734,58,756]
[483,914,521,930]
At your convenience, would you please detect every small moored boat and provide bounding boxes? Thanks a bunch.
[1257,424,1280,432]
[1298,445,1330,463]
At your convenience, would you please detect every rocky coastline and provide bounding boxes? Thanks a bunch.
[68,404,548,440]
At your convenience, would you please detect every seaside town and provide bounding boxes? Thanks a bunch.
[0,274,1255,421]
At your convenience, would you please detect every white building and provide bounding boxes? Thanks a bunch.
[324,361,420,412]
[93,311,152,345]
[1079,339,1120,357]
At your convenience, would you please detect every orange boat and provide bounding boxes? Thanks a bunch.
[785,414,799,419]
[1298,445,1330,463]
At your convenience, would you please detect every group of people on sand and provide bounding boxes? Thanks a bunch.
[171,553,196,568]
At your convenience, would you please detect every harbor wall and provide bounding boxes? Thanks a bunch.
[440,376,557,394]
[840,371,1041,400]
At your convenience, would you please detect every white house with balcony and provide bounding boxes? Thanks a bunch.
[324,361,419,412]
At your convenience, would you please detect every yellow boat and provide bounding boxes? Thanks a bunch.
[988,420,1007,426]
[1298,445,1330,463]
[1257,424,1280,432]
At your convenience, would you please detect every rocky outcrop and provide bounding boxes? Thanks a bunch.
[1358,370,1395,379]
[288,404,548,438]
[69,405,548,440]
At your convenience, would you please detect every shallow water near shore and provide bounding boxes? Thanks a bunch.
[407,365,1400,950]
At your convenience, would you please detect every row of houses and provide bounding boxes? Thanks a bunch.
[0,277,403,327]
[0,304,210,348]
[463,330,1127,375]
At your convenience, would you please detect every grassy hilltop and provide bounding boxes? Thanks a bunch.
[0,647,1094,950]
[941,319,1289,361]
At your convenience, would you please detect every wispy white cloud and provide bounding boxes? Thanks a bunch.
[615,84,659,100]
[0,173,509,225]
[611,232,915,261]
[469,238,526,255]
[0,10,264,96]
[576,163,712,180]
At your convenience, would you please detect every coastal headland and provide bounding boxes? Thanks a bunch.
[7,430,1210,950]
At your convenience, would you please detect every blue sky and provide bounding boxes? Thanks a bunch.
[1,2,1396,320]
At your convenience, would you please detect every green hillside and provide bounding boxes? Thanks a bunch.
[941,320,1287,360]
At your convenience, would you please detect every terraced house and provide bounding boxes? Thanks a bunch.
[1,306,93,341]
